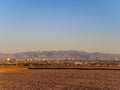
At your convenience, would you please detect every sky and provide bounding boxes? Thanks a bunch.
[0,0,120,54]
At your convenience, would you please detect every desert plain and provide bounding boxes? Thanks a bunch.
[0,67,120,90]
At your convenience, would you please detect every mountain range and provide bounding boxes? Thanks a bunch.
[0,50,120,61]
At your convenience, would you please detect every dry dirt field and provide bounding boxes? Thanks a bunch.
[0,69,120,90]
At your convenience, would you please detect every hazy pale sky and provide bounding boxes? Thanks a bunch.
[0,0,120,54]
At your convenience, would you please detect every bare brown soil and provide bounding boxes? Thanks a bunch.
[0,69,120,90]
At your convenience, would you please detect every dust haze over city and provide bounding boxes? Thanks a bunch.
[0,0,120,90]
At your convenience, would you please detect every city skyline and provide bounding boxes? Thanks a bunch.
[0,0,120,54]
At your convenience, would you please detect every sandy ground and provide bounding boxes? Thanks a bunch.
[0,69,120,90]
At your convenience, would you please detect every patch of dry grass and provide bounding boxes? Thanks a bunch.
[0,66,28,73]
